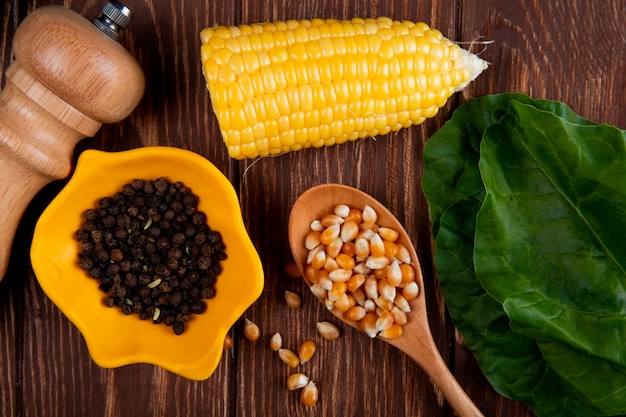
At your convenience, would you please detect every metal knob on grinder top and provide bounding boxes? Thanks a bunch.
[0,1,145,281]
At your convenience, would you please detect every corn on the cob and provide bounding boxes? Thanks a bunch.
[200,17,487,159]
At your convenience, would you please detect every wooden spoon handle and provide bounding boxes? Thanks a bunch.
[400,322,484,417]
[419,349,484,417]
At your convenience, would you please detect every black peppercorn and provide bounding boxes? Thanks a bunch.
[76,177,226,335]
[110,248,124,263]
[78,256,95,271]
[172,322,184,335]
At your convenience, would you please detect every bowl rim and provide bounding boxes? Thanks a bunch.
[30,146,264,380]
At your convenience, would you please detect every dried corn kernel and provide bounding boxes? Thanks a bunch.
[334,204,351,217]
[403,281,419,300]
[369,233,385,257]
[361,312,379,338]
[387,259,403,287]
[376,311,394,331]
[379,323,404,339]
[334,293,356,312]
[301,381,319,407]
[326,236,344,258]
[400,263,416,283]
[285,290,302,309]
[390,305,408,325]
[396,243,411,263]
[340,221,359,242]
[328,281,348,302]
[298,340,316,364]
[378,227,399,241]
[305,231,322,250]
[345,305,367,321]
[355,237,370,259]
[345,208,362,223]
[346,272,366,292]
[223,334,234,350]
[270,332,283,351]
[285,262,302,278]
[362,205,377,225]
[288,373,310,390]
[243,318,260,341]
[321,213,345,227]
[341,241,356,257]
[316,321,340,340]
[328,268,352,282]
[336,253,356,270]
[320,223,340,245]
[394,293,411,313]
[279,348,301,368]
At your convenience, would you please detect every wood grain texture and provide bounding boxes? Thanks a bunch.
[0,0,624,416]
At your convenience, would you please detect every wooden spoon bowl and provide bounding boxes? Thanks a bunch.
[288,183,484,417]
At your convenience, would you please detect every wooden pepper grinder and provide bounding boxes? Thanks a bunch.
[0,1,145,280]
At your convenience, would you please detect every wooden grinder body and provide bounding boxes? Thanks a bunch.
[0,5,145,280]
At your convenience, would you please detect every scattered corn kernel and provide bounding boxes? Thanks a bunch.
[270,332,283,351]
[301,381,319,407]
[223,334,234,350]
[298,340,317,364]
[316,321,340,340]
[287,373,310,390]
[243,318,260,341]
[279,348,301,368]
[285,290,302,309]
[285,262,302,278]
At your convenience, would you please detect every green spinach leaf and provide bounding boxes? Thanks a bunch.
[422,93,626,416]
[477,101,626,415]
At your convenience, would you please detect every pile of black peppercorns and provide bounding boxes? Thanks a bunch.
[75,177,227,335]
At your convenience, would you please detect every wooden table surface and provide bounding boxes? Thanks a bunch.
[1,0,624,416]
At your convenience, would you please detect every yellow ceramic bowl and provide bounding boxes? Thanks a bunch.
[30,146,264,380]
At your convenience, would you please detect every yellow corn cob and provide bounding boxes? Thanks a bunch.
[200,17,487,159]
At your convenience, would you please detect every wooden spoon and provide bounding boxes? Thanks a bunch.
[288,183,484,417]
